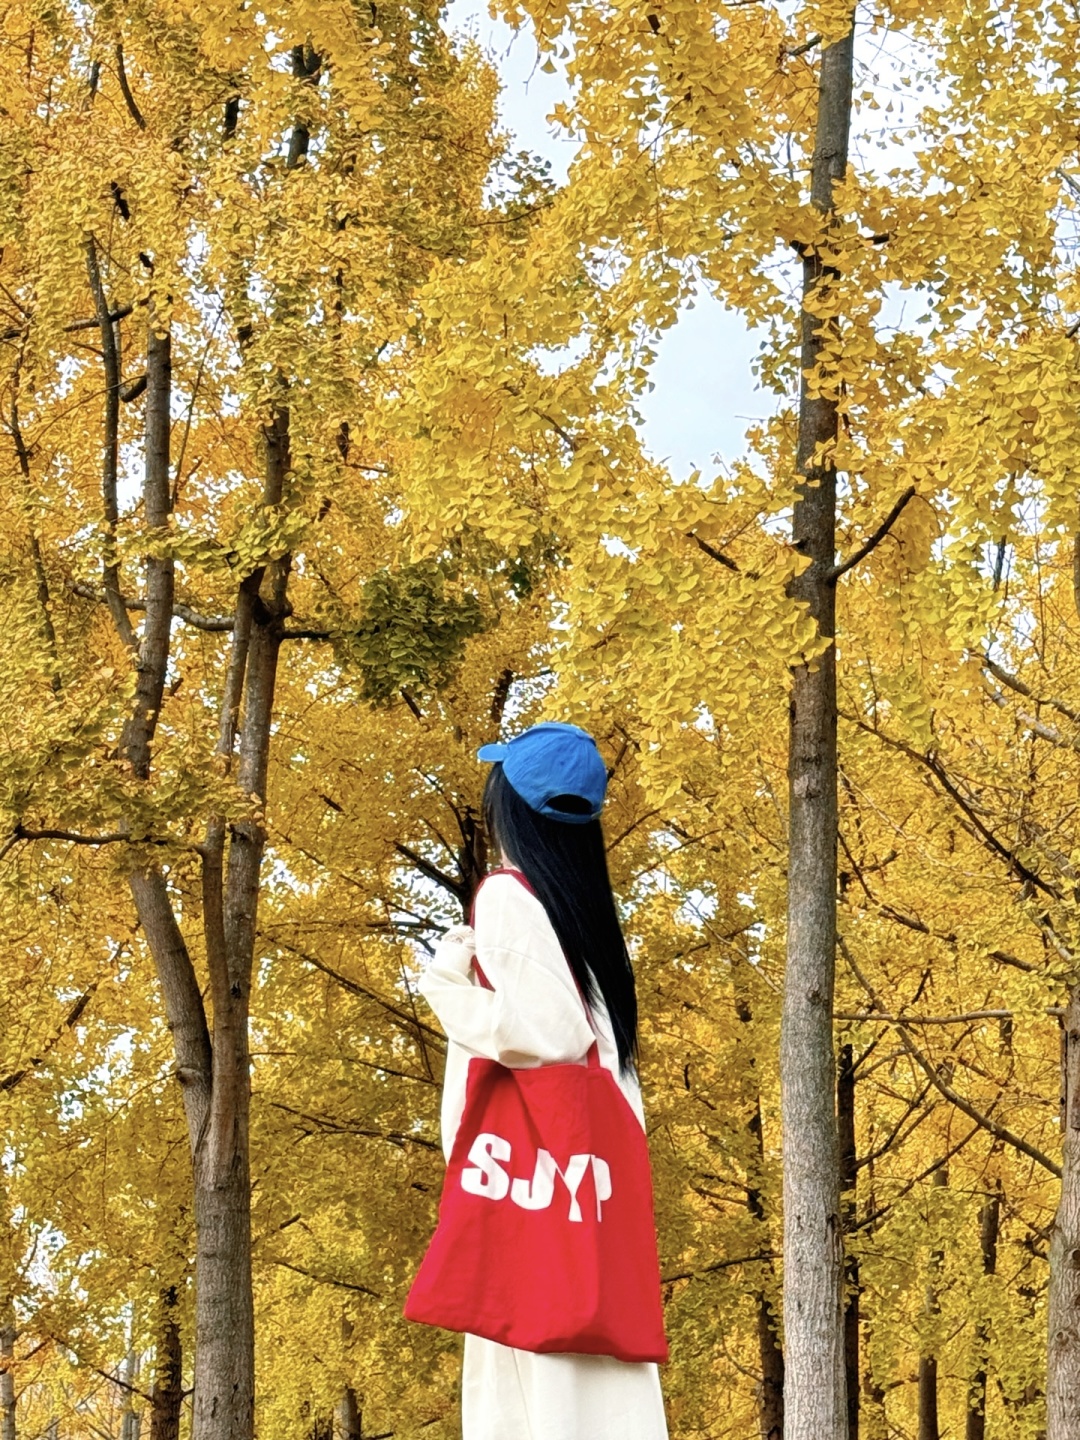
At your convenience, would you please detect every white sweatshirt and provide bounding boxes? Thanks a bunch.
[418,869,647,1158]
[416,868,668,1440]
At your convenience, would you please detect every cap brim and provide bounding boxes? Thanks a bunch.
[477,743,508,762]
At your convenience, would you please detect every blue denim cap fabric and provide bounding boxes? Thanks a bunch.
[477,721,608,823]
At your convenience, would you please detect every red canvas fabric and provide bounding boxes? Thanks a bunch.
[404,873,669,1364]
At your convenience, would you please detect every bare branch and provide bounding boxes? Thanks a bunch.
[0,823,184,859]
[839,936,1061,1177]
[9,343,62,691]
[491,667,514,727]
[876,902,1037,972]
[852,1123,983,1233]
[836,1007,1065,1024]
[281,625,332,640]
[784,33,822,57]
[840,709,1061,899]
[0,305,135,344]
[981,654,1080,727]
[687,530,740,573]
[120,373,147,403]
[982,675,1080,754]
[530,407,579,452]
[285,45,321,169]
[268,1100,440,1150]
[70,576,334,638]
[1,981,101,1091]
[274,938,446,1046]
[85,235,136,649]
[662,1251,776,1285]
[267,1258,380,1299]
[114,45,146,130]
[829,485,917,581]
[394,841,466,903]
[67,579,234,632]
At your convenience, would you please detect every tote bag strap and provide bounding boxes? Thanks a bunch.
[469,869,601,1070]
[468,866,537,925]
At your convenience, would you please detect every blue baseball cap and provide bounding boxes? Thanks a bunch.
[477,722,608,823]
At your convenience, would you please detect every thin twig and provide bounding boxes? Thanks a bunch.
[687,531,740,573]
[0,305,134,344]
[981,654,1080,726]
[836,1008,1065,1024]
[662,1250,776,1285]
[267,1258,381,1299]
[839,936,1061,1177]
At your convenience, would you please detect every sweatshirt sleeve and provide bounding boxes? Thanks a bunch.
[417,872,595,1067]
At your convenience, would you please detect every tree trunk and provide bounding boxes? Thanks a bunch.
[838,1044,859,1440]
[0,1315,15,1440]
[334,1389,361,1440]
[736,987,785,1440]
[120,1350,141,1440]
[861,1356,887,1440]
[781,18,855,1440]
[123,312,288,1440]
[122,318,254,1440]
[88,54,307,1440]
[966,1191,999,1440]
[1048,987,1080,1437]
[755,1275,786,1440]
[1047,534,1080,1439]
[917,1166,947,1440]
[918,1354,940,1439]
[149,1289,183,1440]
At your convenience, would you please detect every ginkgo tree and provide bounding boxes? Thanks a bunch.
[11,2,1080,1440]
[387,0,1080,1437]
[0,2,572,1440]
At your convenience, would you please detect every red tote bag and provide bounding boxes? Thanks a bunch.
[404,885,668,1364]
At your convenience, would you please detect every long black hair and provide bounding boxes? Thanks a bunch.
[481,762,639,1074]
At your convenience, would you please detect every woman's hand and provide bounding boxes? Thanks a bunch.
[440,923,476,950]
[429,923,476,974]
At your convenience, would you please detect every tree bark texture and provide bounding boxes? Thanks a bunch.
[1047,539,1080,1439]
[781,18,855,1440]
[120,1350,141,1440]
[966,1192,999,1440]
[736,988,785,1440]
[85,236,135,650]
[917,1166,947,1440]
[1048,989,1080,1438]
[333,1388,361,1440]
[80,61,315,1440]
[1,1316,15,1440]
[917,1346,939,1435]
[838,1044,859,1440]
[149,1290,183,1440]
[120,307,290,1440]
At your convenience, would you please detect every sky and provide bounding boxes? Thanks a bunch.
[447,0,768,481]
[444,6,955,483]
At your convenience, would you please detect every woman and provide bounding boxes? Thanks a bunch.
[417,721,669,1440]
